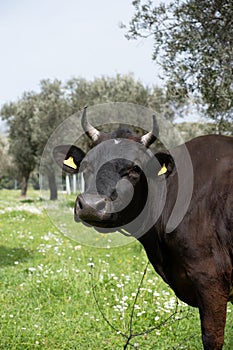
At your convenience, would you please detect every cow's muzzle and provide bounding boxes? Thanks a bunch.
[74,193,115,227]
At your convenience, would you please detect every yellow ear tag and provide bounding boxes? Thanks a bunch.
[63,156,77,170]
[158,163,167,176]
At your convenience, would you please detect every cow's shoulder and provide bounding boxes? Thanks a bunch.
[183,134,232,176]
[185,134,232,158]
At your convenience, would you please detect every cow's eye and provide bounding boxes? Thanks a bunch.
[132,165,141,174]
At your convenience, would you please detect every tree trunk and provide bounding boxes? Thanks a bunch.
[47,171,57,200]
[66,175,71,195]
[21,174,29,197]
[72,174,77,194]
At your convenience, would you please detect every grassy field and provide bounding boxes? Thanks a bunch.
[0,189,232,349]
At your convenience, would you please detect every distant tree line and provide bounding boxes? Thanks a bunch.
[0,74,175,198]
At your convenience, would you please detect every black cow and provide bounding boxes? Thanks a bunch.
[53,107,233,350]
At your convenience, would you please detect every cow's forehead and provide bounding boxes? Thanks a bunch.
[83,139,152,169]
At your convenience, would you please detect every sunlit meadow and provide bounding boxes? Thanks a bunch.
[0,190,232,349]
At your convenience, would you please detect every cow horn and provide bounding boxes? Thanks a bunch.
[81,106,100,142]
[141,114,159,147]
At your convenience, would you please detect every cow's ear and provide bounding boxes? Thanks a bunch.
[53,145,86,174]
[155,152,175,178]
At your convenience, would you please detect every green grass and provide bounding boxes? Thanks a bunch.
[0,189,232,349]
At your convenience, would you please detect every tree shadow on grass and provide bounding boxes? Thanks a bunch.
[0,245,32,267]
[20,197,45,204]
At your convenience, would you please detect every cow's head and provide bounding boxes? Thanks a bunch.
[53,107,174,233]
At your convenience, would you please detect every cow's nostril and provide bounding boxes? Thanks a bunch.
[110,189,118,201]
[96,200,106,211]
[78,199,83,210]
[76,195,106,214]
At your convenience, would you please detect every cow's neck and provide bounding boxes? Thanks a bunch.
[138,224,170,284]
[137,174,179,285]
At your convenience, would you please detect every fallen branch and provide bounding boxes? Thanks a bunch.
[89,260,190,349]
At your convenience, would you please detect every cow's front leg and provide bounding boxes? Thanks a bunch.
[197,285,228,350]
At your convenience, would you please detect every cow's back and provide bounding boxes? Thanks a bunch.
[183,134,233,255]
[185,134,233,183]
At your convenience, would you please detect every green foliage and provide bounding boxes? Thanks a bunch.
[0,176,15,190]
[125,0,233,131]
[1,93,38,178]
[0,134,11,177]
[31,79,71,157]
[177,121,233,140]
[67,74,149,110]
[66,74,173,119]
[1,93,39,195]
[30,79,71,199]
[0,135,16,189]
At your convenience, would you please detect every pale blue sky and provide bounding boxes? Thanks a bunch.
[0,0,163,106]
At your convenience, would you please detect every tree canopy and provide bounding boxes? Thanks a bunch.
[1,93,38,195]
[125,0,233,132]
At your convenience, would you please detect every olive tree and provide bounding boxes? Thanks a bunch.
[125,0,233,133]
[1,94,38,196]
